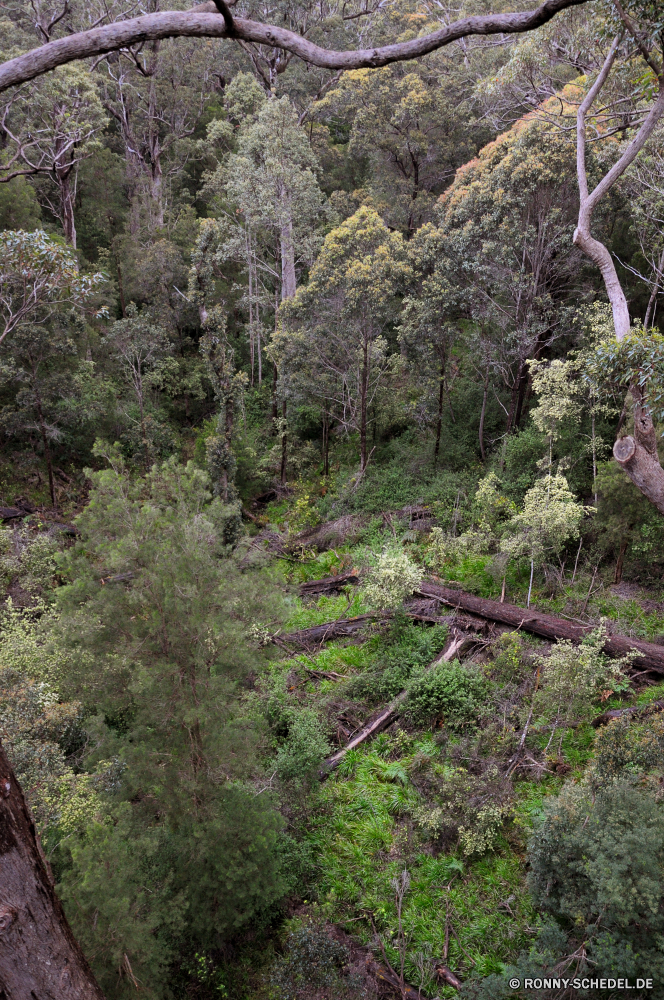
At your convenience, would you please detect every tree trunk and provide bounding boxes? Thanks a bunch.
[280,398,287,486]
[322,404,330,477]
[271,362,278,425]
[478,375,488,461]
[34,388,56,507]
[279,196,296,302]
[360,336,368,471]
[614,539,628,584]
[57,163,77,249]
[415,581,664,673]
[0,740,106,1000]
[434,356,445,467]
[613,384,664,515]
[116,262,127,317]
[644,246,664,330]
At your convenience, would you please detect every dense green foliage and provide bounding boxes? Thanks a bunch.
[4,1,664,997]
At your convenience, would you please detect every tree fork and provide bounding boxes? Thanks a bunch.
[0,740,105,1000]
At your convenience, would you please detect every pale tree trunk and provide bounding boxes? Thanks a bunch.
[479,373,489,462]
[56,162,77,249]
[433,354,445,467]
[573,28,664,514]
[360,334,369,472]
[278,185,296,302]
[0,739,105,1000]
[279,218,296,302]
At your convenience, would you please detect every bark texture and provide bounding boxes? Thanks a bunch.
[0,741,105,1000]
[0,0,591,94]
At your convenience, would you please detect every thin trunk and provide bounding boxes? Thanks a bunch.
[117,262,127,317]
[35,387,56,507]
[527,559,534,609]
[137,371,149,468]
[591,408,598,505]
[280,398,287,485]
[360,336,368,472]
[222,392,234,502]
[279,191,296,301]
[323,404,330,477]
[0,740,106,1000]
[478,375,488,461]
[614,539,628,584]
[271,362,278,426]
[434,356,445,467]
[57,164,77,249]
[514,368,529,429]
[644,246,664,330]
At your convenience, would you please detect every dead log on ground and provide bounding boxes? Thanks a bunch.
[435,964,462,989]
[276,614,383,649]
[592,698,664,728]
[299,572,359,596]
[416,581,664,675]
[320,625,473,775]
[366,960,429,999]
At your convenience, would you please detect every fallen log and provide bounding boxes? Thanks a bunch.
[435,964,462,989]
[299,572,359,596]
[320,626,471,775]
[416,581,664,675]
[366,960,429,999]
[0,507,26,520]
[277,613,383,648]
[592,698,664,728]
[276,607,453,650]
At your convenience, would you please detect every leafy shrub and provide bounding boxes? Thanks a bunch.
[347,620,448,703]
[528,780,664,984]
[275,709,331,784]
[404,659,487,729]
[590,712,664,789]
[268,921,365,1000]
[363,547,421,610]
[533,625,634,726]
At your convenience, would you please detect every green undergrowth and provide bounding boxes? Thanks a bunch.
[305,734,535,994]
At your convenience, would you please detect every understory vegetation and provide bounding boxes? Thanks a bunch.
[3,1,664,998]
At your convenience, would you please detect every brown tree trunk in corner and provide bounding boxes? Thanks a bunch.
[0,740,105,1000]
[614,539,628,584]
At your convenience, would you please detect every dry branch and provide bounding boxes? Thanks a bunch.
[0,0,591,94]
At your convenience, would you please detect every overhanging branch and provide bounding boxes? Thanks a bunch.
[0,0,592,94]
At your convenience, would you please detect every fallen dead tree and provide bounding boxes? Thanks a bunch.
[299,572,359,596]
[416,581,664,675]
[320,629,474,774]
[275,609,452,651]
[592,698,664,728]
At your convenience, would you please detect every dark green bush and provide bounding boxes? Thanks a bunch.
[404,660,487,728]
[347,621,448,703]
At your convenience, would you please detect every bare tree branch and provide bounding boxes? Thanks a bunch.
[0,0,591,94]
